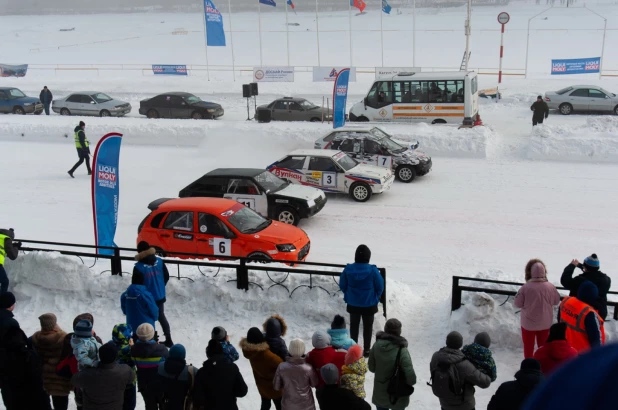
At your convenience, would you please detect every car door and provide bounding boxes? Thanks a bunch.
[588,89,612,112]
[271,101,289,121]
[363,139,392,169]
[168,96,191,119]
[568,88,590,111]
[0,91,8,113]
[159,210,197,256]
[306,156,340,191]
[80,94,97,115]
[64,94,82,114]
[288,102,305,121]
[195,213,239,258]
[338,138,363,163]
[223,178,268,217]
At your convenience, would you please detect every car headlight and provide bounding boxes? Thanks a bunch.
[276,244,296,252]
[24,102,33,106]
[207,108,216,113]
[307,199,315,207]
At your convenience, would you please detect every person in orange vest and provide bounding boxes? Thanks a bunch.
[559,281,605,353]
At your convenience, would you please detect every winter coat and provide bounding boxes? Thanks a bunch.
[111,324,136,385]
[134,248,169,303]
[306,347,346,388]
[533,340,578,375]
[193,354,248,410]
[74,126,90,156]
[239,337,283,400]
[317,385,371,410]
[340,357,368,398]
[31,328,73,396]
[530,101,549,120]
[39,89,53,105]
[218,340,239,363]
[429,347,491,410]
[71,362,134,410]
[461,343,497,382]
[0,228,19,264]
[71,335,102,371]
[131,340,169,392]
[561,264,611,320]
[368,332,416,410]
[120,284,159,334]
[263,315,289,361]
[514,271,561,331]
[339,263,384,309]
[327,328,355,350]
[274,356,319,410]
[156,358,197,410]
[0,309,20,341]
[487,368,545,410]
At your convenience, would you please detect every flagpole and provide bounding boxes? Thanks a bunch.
[258,1,263,66]
[413,0,416,67]
[285,0,290,66]
[315,0,321,66]
[349,0,353,66]
[228,0,236,81]
[380,3,384,67]
[202,0,211,81]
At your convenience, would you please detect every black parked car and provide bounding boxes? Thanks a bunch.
[179,168,327,226]
[138,92,224,119]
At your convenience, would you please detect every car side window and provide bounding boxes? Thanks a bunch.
[188,178,227,195]
[170,96,185,105]
[364,139,383,155]
[289,102,302,111]
[589,89,606,99]
[0,91,7,100]
[67,95,82,103]
[273,101,287,110]
[339,139,358,154]
[570,89,589,97]
[150,212,167,228]
[276,156,306,169]
[309,157,338,172]
[80,95,95,104]
[323,132,339,142]
[198,213,231,237]
[163,211,194,231]
[227,179,260,195]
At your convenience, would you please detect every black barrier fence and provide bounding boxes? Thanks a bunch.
[16,239,387,317]
[452,276,618,320]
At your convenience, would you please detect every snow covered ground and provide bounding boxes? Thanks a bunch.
[2,4,618,410]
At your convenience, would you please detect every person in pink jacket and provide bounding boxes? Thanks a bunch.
[514,259,561,359]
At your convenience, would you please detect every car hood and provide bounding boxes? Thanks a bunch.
[274,184,324,202]
[390,147,430,162]
[348,163,392,180]
[192,101,222,109]
[13,96,39,104]
[256,221,308,245]
[99,99,129,107]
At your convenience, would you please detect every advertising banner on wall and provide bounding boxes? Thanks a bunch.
[253,67,295,82]
[333,68,350,129]
[0,64,28,77]
[375,67,421,79]
[313,67,356,82]
[152,65,188,75]
[551,57,601,75]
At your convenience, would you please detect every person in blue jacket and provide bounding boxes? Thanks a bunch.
[339,245,384,357]
[120,271,159,338]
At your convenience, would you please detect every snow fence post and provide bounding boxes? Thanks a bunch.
[379,268,387,318]
[451,276,461,311]
[111,247,122,276]
[237,259,249,291]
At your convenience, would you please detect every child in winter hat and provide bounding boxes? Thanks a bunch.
[340,344,368,398]
[462,332,497,382]
[39,313,58,332]
[288,338,306,358]
[306,330,346,389]
[111,323,137,385]
[136,323,156,342]
[211,325,240,363]
[71,319,102,371]
[327,314,355,351]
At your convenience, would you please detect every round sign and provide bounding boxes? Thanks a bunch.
[497,12,510,25]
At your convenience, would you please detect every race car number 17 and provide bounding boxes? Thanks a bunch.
[322,172,336,187]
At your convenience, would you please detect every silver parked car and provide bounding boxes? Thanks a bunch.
[544,85,618,115]
[52,92,131,117]
[257,97,332,122]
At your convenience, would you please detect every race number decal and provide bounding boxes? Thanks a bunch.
[377,155,392,169]
[236,197,255,210]
[213,238,231,256]
[322,172,337,187]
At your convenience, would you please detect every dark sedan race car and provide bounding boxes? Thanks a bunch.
[139,92,224,119]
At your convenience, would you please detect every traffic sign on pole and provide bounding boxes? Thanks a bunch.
[497,12,510,84]
[498,12,510,25]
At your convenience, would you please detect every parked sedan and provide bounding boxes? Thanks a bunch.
[0,87,43,115]
[544,85,618,115]
[52,92,131,117]
[138,92,224,119]
[257,97,332,122]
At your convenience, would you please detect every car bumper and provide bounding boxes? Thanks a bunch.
[138,108,147,115]
[209,109,224,119]
[111,106,131,116]
[373,174,395,194]
[415,159,433,176]
[271,241,310,263]
[25,103,43,114]
[301,195,327,218]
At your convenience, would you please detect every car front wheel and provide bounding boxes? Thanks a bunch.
[276,207,299,226]
[13,106,25,115]
[192,111,204,120]
[396,165,416,183]
[559,103,573,115]
[350,182,372,202]
[247,252,272,263]
[100,110,111,117]
[614,105,618,115]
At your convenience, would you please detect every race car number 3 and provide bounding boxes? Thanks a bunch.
[322,172,336,187]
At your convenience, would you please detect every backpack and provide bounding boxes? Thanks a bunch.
[428,358,465,400]
[387,347,414,405]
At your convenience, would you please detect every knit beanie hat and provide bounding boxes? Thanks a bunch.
[132,271,145,285]
[289,338,306,358]
[474,332,491,349]
[74,320,93,338]
[79,121,85,127]
[247,327,265,344]
[98,342,119,365]
[446,331,463,349]
[73,313,94,329]
[345,344,364,365]
[170,344,186,360]
[0,292,16,309]
[547,322,567,343]
[112,324,133,345]
[137,241,151,253]
[136,323,155,342]
[39,313,57,332]
[211,326,227,341]
[312,330,331,349]
[584,254,600,270]
[384,318,402,337]
[321,363,339,385]
[577,281,599,306]
[521,358,541,371]
[355,244,371,264]
[206,339,223,358]
[331,315,346,330]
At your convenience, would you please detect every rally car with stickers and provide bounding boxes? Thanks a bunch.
[267,149,395,202]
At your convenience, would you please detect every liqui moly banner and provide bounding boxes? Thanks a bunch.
[551,57,601,75]
[204,0,226,47]
[313,67,357,82]
[333,68,350,129]
[91,133,122,256]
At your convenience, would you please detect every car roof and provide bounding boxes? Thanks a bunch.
[69,91,104,95]
[205,168,265,178]
[329,126,375,132]
[0,87,19,91]
[155,197,240,213]
[156,92,194,97]
[275,97,306,102]
[571,85,604,90]
[288,149,341,157]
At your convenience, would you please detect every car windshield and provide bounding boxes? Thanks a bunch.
[227,207,272,234]
[185,95,202,104]
[8,89,26,98]
[379,137,406,152]
[333,152,358,171]
[254,171,287,193]
[91,93,112,103]
[299,100,317,109]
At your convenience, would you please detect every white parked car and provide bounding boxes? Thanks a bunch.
[267,149,395,202]
[544,85,618,115]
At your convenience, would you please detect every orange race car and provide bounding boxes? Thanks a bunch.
[137,197,310,262]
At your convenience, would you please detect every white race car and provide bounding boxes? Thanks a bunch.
[267,149,395,202]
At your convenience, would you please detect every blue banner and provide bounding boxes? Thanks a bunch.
[0,64,28,78]
[551,57,601,75]
[382,0,392,14]
[91,133,122,256]
[332,68,350,129]
[152,65,188,75]
[260,0,277,6]
[205,0,226,47]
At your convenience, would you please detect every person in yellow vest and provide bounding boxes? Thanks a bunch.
[67,121,91,178]
[559,280,605,353]
[0,228,20,293]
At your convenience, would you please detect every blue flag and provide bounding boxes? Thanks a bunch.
[382,0,392,14]
[91,133,122,256]
[260,0,277,6]
[332,68,350,129]
[204,0,226,46]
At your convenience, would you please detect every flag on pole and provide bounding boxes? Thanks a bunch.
[91,132,122,256]
[287,0,295,9]
[332,68,350,129]
[260,0,277,6]
[204,0,226,46]
[382,0,392,14]
[350,0,366,13]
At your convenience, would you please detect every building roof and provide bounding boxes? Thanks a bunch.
[205,168,265,178]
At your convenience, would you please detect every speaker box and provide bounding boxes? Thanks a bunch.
[242,84,251,98]
[250,82,258,96]
[257,108,271,123]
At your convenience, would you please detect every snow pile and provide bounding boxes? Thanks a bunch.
[528,117,618,163]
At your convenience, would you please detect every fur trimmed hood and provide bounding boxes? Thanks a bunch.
[32,329,67,350]
[263,314,287,338]
[375,331,408,348]
[239,338,271,353]
[135,247,156,261]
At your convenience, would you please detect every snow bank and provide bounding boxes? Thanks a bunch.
[528,117,618,163]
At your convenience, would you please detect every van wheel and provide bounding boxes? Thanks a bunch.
[147,109,160,119]
[310,117,321,122]
[248,252,272,263]
[396,165,416,183]
[60,108,71,116]
[356,116,369,122]
[350,182,372,202]
[276,207,299,226]
[559,103,573,115]
[431,119,447,124]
